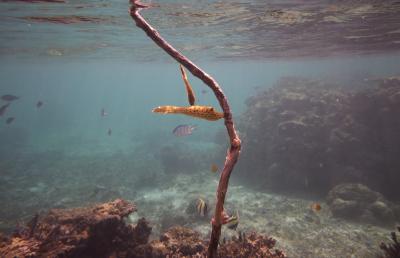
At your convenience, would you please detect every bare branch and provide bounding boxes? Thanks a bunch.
[129,1,241,257]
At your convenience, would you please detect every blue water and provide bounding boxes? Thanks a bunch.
[1,55,399,156]
[1,1,400,257]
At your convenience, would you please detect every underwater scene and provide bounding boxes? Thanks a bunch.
[1,0,400,257]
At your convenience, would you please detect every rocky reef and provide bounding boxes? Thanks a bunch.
[236,76,400,202]
[327,183,400,226]
[141,226,285,258]
[0,199,286,258]
[0,199,151,257]
[380,226,400,258]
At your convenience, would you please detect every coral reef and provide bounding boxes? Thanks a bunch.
[380,226,400,258]
[149,226,206,257]
[236,76,400,200]
[0,199,286,258]
[218,231,285,258]
[145,226,286,258]
[0,199,151,258]
[326,183,400,226]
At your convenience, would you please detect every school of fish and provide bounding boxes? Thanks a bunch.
[0,94,42,125]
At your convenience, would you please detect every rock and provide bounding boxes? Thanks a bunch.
[326,183,381,204]
[329,198,360,218]
[370,201,395,222]
[0,199,152,258]
[0,200,288,258]
[327,183,398,226]
[392,205,400,219]
[379,226,400,258]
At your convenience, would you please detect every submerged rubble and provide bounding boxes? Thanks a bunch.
[0,199,286,258]
[0,199,151,257]
[237,76,400,202]
[142,226,286,258]
[380,226,400,258]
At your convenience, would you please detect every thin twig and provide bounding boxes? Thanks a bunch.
[129,1,241,257]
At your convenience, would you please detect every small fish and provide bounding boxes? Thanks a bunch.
[201,89,207,94]
[6,117,15,124]
[1,94,19,102]
[211,164,219,173]
[108,128,112,136]
[172,124,196,136]
[152,105,223,121]
[101,108,108,117]
[180,65,196,106]
[226,210,239,230]
[36,101,43,109]
[0,103,10,116]
[311,203,322,212]
[196,198,208,217]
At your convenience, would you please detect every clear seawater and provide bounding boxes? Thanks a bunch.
[1,1,400,257]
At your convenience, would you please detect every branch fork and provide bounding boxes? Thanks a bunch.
[129,1,241,257]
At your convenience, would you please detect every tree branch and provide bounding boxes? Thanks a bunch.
[129,1,241,257]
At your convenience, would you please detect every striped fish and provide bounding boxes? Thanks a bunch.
[196,198,208,217]
[226,210,239,230]
[172,124,196,136]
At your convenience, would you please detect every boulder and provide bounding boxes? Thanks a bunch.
[0,199,152,258]
[327,183,398,226]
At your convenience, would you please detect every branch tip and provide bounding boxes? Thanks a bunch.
[129,0,152,9]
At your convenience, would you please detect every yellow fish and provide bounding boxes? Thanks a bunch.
[311,203,322,212]
[152,105,224,121]
[180,65,196,106]
[211,164,219,173]
[196,198,208,216]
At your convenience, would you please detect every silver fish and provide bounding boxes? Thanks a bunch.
[172,124,196,136]
[101,108,108,117]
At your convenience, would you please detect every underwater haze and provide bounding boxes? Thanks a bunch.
[1,0,400,257]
